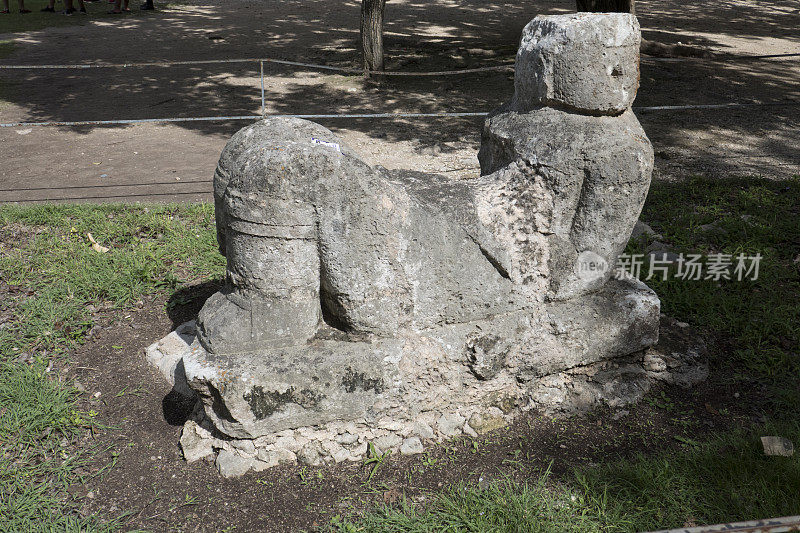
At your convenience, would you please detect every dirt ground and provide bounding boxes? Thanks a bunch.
[1,0,799,204]
[58,286,758,533]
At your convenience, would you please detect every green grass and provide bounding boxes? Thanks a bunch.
[638,176,800,406]
[332,471,617,533]
[332,424,800,532]
[0,203,224,531]
[0,361,113,531]
[576,422,800,530]
[332,175,800,532]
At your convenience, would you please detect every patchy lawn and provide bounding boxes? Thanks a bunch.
[0,176,798,531]
[0,203,223,531]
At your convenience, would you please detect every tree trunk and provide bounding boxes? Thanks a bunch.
[576,0,635,14]
[360,0,387,73]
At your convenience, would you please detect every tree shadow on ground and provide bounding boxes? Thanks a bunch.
[1,0,798,180]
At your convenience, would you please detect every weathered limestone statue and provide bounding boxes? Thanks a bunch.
[147,13,707,477]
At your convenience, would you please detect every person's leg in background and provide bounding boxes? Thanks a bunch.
[3,0,30,12]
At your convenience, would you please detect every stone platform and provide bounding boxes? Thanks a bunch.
[146,278,706,477]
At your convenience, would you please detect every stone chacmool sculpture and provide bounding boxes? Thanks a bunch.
[147,13,706,476]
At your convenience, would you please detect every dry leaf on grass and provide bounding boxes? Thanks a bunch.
[86,233,109,254]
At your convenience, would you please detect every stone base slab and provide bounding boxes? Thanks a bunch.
[145,278,706,478]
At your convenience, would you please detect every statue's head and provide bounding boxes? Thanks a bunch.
[512,13,641,115]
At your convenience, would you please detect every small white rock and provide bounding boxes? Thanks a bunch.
[216,449,255,478]
[296,441,324,466]
[463,423,478,438]
[251,458,273,472]
[400,437,424,455]
[378,418,405,431]
[336,432,359,445]
[180,420,214,463]
[437,412,466,437]
[273,447,297,464]
[611,409,629,421]
[761,436,794,457]
[254,435,276,447]
[412,420,435,440]
[321,440,345,457]
[374,433,402,453]
[332,448,351,463]
[643,352,667,373]
[230,439,256,456]
[274,436,302,453]
[350,442,368,458]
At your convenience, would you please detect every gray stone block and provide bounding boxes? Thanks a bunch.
[400,437,424,455]
[513,13,641,115]
[437,413,467,437]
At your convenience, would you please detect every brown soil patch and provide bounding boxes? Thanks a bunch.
[52,284,764,532]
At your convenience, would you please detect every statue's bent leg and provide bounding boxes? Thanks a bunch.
[197,192,321,354]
